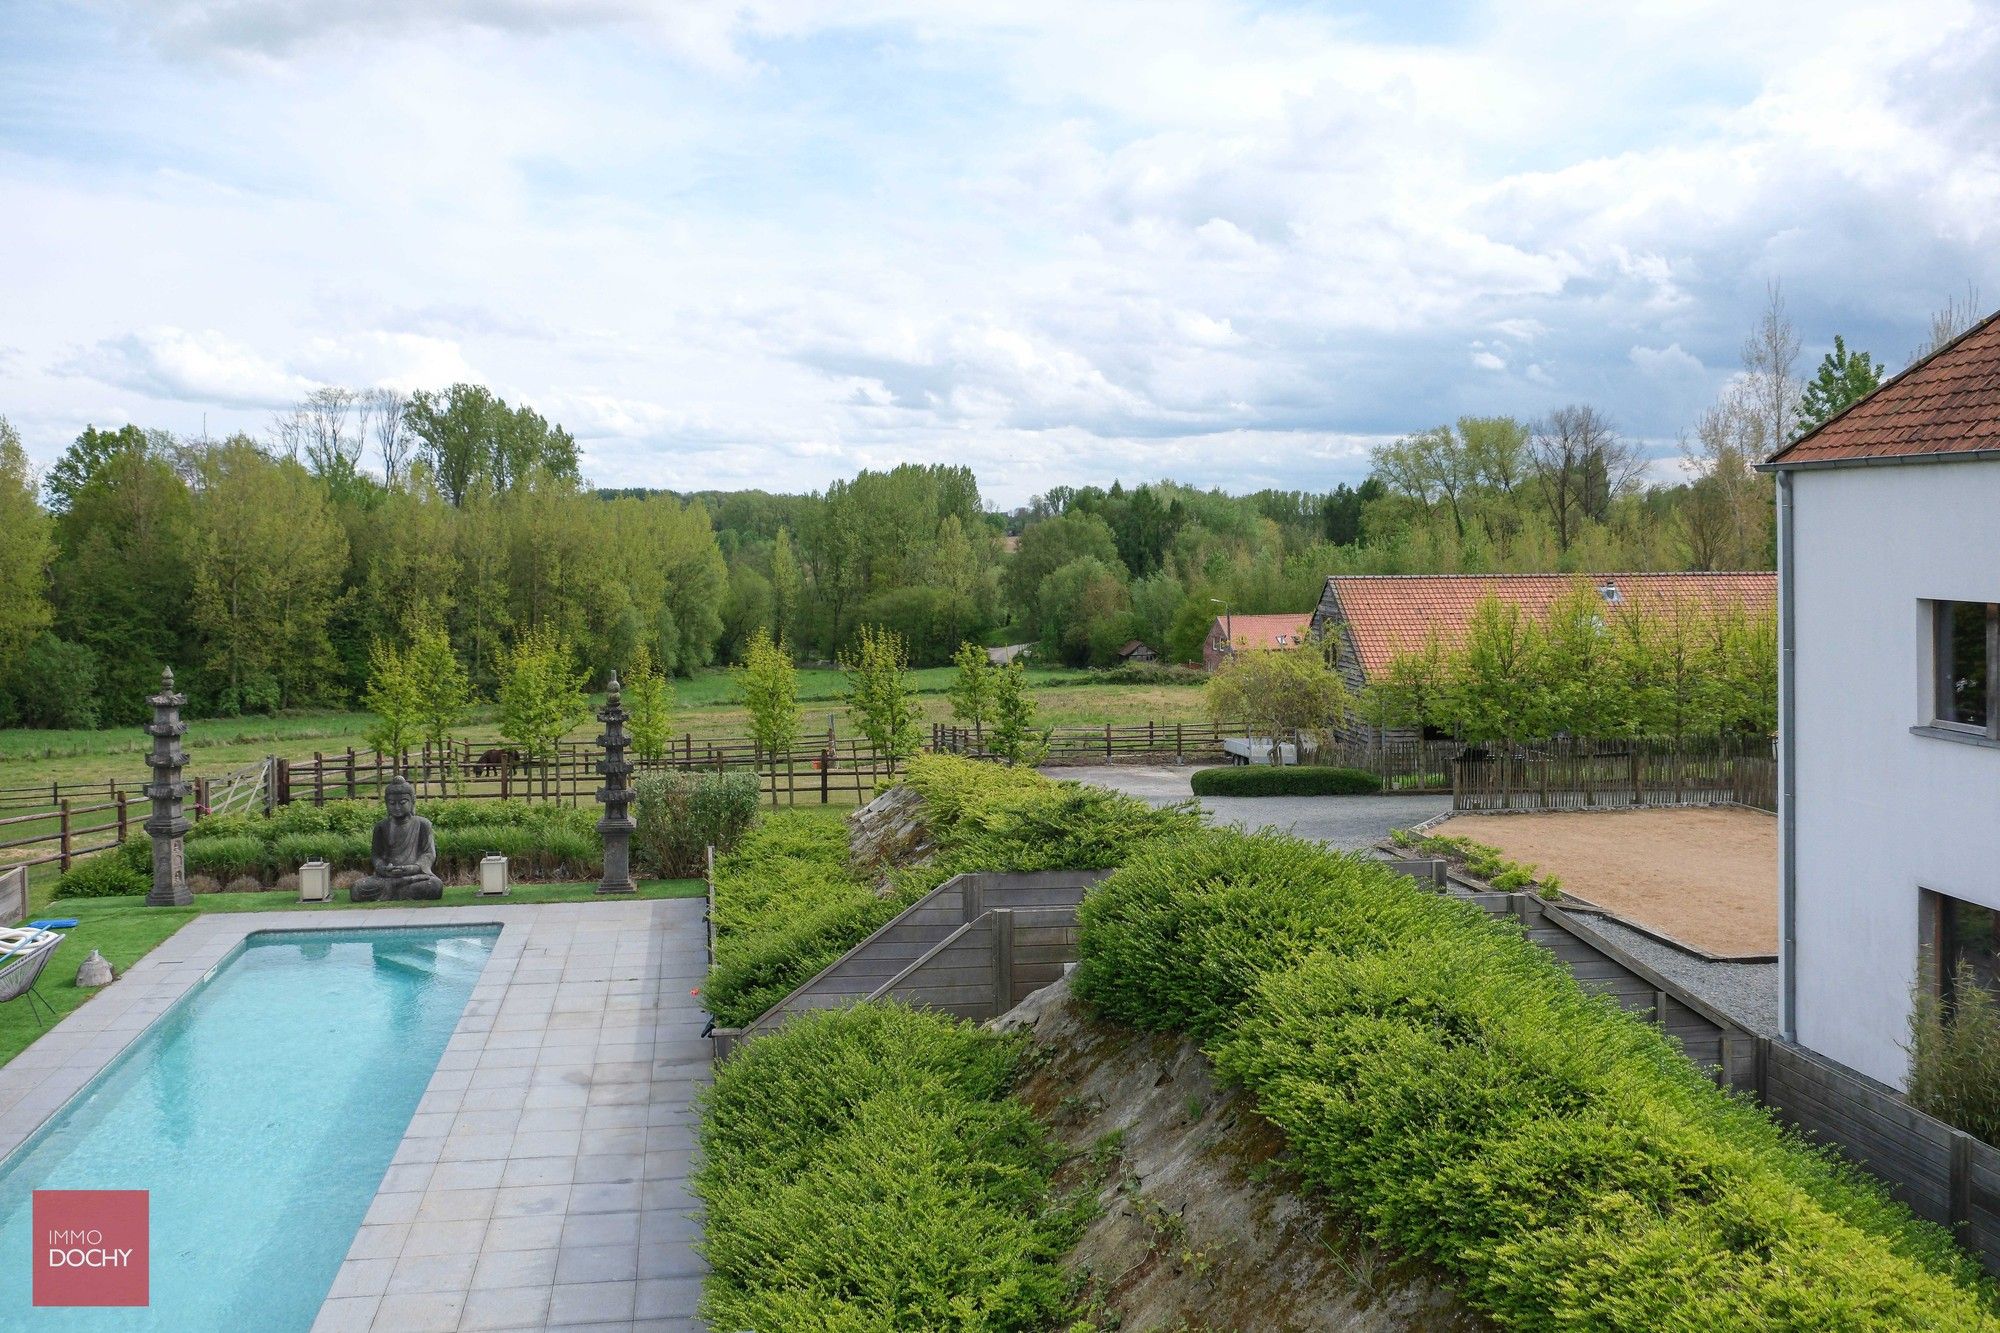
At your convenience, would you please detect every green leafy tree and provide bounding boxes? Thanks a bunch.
[769,525,803,651]
[43,422,151,516]
[362,637,421,761]
[11,633,98,730]
[50,441,193,724]
[624,642,676,760]
[1797,335,1884,438]
[947,640,995,741]
[736,627,800,763]
[1441,597,1543,746]
[842,624,924,764]
[1363,632,1454,735]
[187,438,349,713]
[496,623,588,764]
[407,614,473,756]
[1205,643,1350,764]
[0,419,53,685]
[988,660,1047,766]
[405,383,580,506]
[1536,583,1634,739]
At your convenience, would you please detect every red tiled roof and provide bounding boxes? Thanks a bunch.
[1319,573,1776,678]
[1209,613,1312,652]
[1766,308,2000,467]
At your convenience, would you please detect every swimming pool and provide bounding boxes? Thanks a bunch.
[0,925,498,1330]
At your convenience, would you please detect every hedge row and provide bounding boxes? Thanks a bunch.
[700,757,1196,1030]
[1189,764,1382,796]
[53,798,604,899]
[696,1002,1077,1329]
[702,811,915,1029]
[1071,827,2000,1331]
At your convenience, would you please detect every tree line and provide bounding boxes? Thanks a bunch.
[0,284,1964,731]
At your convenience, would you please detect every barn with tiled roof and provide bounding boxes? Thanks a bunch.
[1309,571,1776,695]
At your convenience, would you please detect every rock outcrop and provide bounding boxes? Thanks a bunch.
[847,783,933,874]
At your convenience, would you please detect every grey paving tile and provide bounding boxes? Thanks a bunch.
[549,1279,638,1325]
[459,1284,554,1331]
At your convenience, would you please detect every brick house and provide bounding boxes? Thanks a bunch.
[1200,613,1312,671]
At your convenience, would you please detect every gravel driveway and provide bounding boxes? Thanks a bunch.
[1052,765,1450,853]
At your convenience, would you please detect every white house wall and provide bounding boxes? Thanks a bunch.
[1790,457,2000,1087]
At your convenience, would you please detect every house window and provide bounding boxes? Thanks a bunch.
[1940,894,2000,1005]
[1933,601,1998,733]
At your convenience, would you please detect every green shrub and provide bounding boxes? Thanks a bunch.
[697,1003,1074,1331]
[320,800,378,836]
[183,835,268,882]
[1073,827,1444,1039]
[1069,822,1998,1330]
[187,813,259,843]
[1909,966,2000,1148]
[52,852,149,899]
[901,752,1201,874]
[1190,765,1383,796]
[634,770,760,878]
[270,832,371,873]
[1397,828,1545,891]
[117,833,151,875]
[704,812,894,1028]
[263,803,332,838]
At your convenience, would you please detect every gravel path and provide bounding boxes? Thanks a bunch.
[1052,765,1451,853]
[1572,912,1780,1035]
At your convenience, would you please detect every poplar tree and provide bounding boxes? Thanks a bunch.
[623,642,676,761]
[737,627,800,764]
[497,623,587,764]
[842,624,924,763]
[947,641,994,741]
[988,660,1047,766]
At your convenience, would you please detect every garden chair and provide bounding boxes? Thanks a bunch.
[0,927,63,1027]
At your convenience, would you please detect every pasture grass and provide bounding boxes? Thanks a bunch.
[0,668,1207,791]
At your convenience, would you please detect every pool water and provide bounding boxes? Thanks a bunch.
[0,925,498,1330]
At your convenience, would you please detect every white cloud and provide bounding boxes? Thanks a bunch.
[5,0,1997,505]
[57,327,317,408]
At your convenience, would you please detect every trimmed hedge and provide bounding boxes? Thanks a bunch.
[58,797,606,898]
[696,1002,1075,1330]
[1190,765,1382,796]
[1072,827,2000,1331]
[703,812,901,1029]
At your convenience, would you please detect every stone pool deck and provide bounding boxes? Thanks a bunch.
[0,899,711,1333]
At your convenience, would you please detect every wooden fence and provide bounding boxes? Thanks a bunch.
[277,735,907,810]
[0,793,135,877]
[1452,736,1778,813]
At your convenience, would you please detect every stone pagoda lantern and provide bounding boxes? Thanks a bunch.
[143,667,192,907]
[595,673,637,895]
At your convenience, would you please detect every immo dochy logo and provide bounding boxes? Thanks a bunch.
[32,1190,148,1307]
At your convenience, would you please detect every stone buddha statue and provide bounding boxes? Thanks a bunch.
[350,776,443,902]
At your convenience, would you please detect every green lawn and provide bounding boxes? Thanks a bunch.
[0,879,705,1070]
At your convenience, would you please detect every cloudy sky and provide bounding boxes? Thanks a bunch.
[3,1,1997,505]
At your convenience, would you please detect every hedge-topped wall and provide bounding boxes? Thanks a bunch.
[54,798,603,898]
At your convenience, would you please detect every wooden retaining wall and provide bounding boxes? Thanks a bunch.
[709,869,1107,1055]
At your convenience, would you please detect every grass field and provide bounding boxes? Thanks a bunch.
[0,666,1209,791]
[0,879,706,1069]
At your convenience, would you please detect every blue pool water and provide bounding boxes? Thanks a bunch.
[0,925,498,1330]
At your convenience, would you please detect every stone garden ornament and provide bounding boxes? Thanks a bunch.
[351,776,444,902]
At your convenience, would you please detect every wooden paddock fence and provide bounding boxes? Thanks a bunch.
[1452,736,1778,814]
